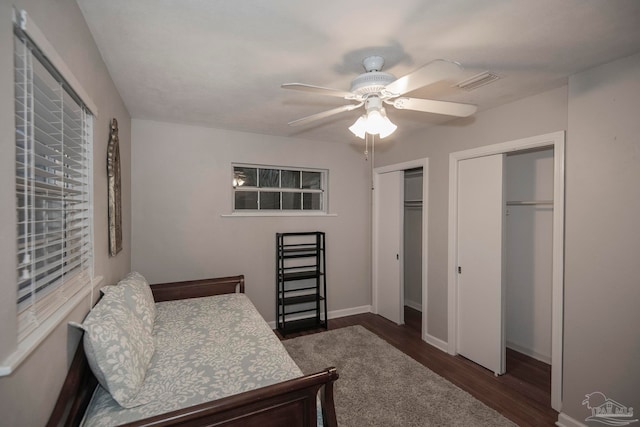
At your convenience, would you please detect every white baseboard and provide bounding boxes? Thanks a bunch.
[506,341,552,364]
[328,305,372,319]
[424,333,448,353]
[268,305,372,329]
[404,299,422,312]
[556,412,587,427]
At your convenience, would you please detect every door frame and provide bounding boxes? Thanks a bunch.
[373,158,429,335]
[447,131,565,411]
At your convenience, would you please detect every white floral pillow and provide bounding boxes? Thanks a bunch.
[81,293,155,408]
[101,272,156,335]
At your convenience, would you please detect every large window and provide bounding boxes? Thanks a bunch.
[14,23,93,341]
[233,164,327,212]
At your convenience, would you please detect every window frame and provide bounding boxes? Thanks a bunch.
[231,163,328,215]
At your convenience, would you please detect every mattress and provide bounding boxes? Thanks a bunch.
[82,293,305,426]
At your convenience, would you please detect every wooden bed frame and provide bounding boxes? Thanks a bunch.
[46,275,339,427]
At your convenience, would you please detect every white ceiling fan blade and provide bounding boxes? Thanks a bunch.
[288,103,363,127]
[384,59,464,97]
[391,97,477,117]
[282,83,355,99]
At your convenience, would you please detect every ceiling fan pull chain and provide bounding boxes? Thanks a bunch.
[364,133,369,160]
[369,134,376,191]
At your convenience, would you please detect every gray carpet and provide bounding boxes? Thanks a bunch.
[282,325,516,427]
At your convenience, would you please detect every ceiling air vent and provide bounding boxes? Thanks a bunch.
[456,72,501,91]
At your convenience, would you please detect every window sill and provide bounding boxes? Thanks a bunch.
[0,275,104,376]
[221,212,338,218]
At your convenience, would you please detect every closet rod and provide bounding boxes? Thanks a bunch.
[506,200,553,206]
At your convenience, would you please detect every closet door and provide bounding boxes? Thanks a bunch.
[456,154,505,375]
[374,171,404,324]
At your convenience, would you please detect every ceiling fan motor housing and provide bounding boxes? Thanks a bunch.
[350,71,396,96]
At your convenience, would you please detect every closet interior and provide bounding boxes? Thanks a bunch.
[504,147,554,399]
[403,168,423,327]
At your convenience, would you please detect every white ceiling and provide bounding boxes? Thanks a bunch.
[76,0,640,143]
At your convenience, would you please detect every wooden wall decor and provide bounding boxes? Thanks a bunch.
[107,118,122,256]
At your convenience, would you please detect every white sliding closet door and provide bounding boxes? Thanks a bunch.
[374,171,404,325]
[456,154,505,375]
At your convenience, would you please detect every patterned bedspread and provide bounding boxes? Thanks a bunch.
[82,293,304,426]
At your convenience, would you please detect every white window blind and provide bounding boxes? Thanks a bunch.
[14,27,93,341]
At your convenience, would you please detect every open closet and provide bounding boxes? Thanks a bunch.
[505,148,554,366]
[404,168,423,320]
[503,147,554,406]
[449,132,564,411]
[373,158,428,335]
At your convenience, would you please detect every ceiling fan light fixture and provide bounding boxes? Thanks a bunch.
[377,114,397,139]
[349,115,368,139]
[348,108,397,139]
[364,106,397,138]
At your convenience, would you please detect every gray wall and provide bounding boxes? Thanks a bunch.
[376,85,568,341]
[0,1,131,426]
[131,119,371,323]
[563,52,640,421]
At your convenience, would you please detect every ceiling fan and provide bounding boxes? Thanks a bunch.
[282,56,477,138]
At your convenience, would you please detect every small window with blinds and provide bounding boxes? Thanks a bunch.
[14,27,93,341]
[233,164,327,212]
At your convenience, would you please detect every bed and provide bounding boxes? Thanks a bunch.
[46,274,338,427]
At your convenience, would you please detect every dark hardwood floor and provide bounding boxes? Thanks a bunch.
[278,307,557,426]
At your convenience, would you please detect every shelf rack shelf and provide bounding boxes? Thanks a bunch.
[276,232,327,336]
